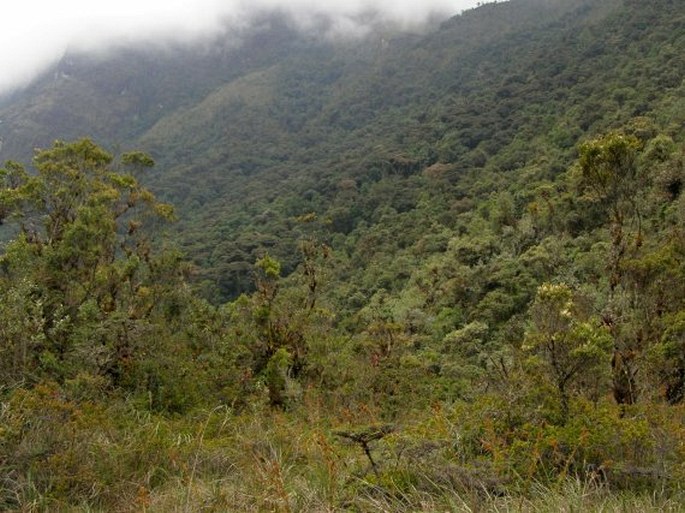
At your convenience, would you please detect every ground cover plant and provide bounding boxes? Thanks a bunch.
[1,0,685,510]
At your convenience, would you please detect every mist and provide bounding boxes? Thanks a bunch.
[0,0,484,94]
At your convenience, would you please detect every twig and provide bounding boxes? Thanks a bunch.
[333,424,395,477]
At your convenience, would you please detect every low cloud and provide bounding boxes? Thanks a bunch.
[0,0,481,94]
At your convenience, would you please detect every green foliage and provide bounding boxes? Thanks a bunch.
[0,139,189,399]
[121,150,155,169]
[264,347,293,408]
[1,0,685,509]
[658,311,685,404]
[578,133,641,200]
[255,253,281,281]
[576,132,644,239]
[524,283,612,421]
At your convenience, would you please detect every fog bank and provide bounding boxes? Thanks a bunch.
[0,0,484,93]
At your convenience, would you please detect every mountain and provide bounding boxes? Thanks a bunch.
[2,0,683,302]
[1,1,685,508]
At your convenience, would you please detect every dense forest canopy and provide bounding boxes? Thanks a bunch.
[1,0,684,511]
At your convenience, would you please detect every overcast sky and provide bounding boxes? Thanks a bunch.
[0,0,484,94]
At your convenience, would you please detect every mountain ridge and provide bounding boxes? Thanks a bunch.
[1,0,683,302]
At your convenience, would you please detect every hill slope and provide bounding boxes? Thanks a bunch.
[1,0,685,510]
[1,0,684,301]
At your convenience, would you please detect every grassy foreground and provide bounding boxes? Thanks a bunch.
[3,384,683,512]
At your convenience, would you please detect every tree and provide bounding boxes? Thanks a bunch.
[0,139,177,387]
[523,283,612,421]
[577,132,648,406]
[577,132,643,289]
[658,311,685,404]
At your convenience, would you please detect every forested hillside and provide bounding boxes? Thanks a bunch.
[1,0,684,511]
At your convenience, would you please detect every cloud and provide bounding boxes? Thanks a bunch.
[0,0,482,94]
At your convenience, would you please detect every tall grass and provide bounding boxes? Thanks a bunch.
[2,389,683,512]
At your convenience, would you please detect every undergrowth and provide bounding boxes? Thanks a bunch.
[2,387,683,512]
